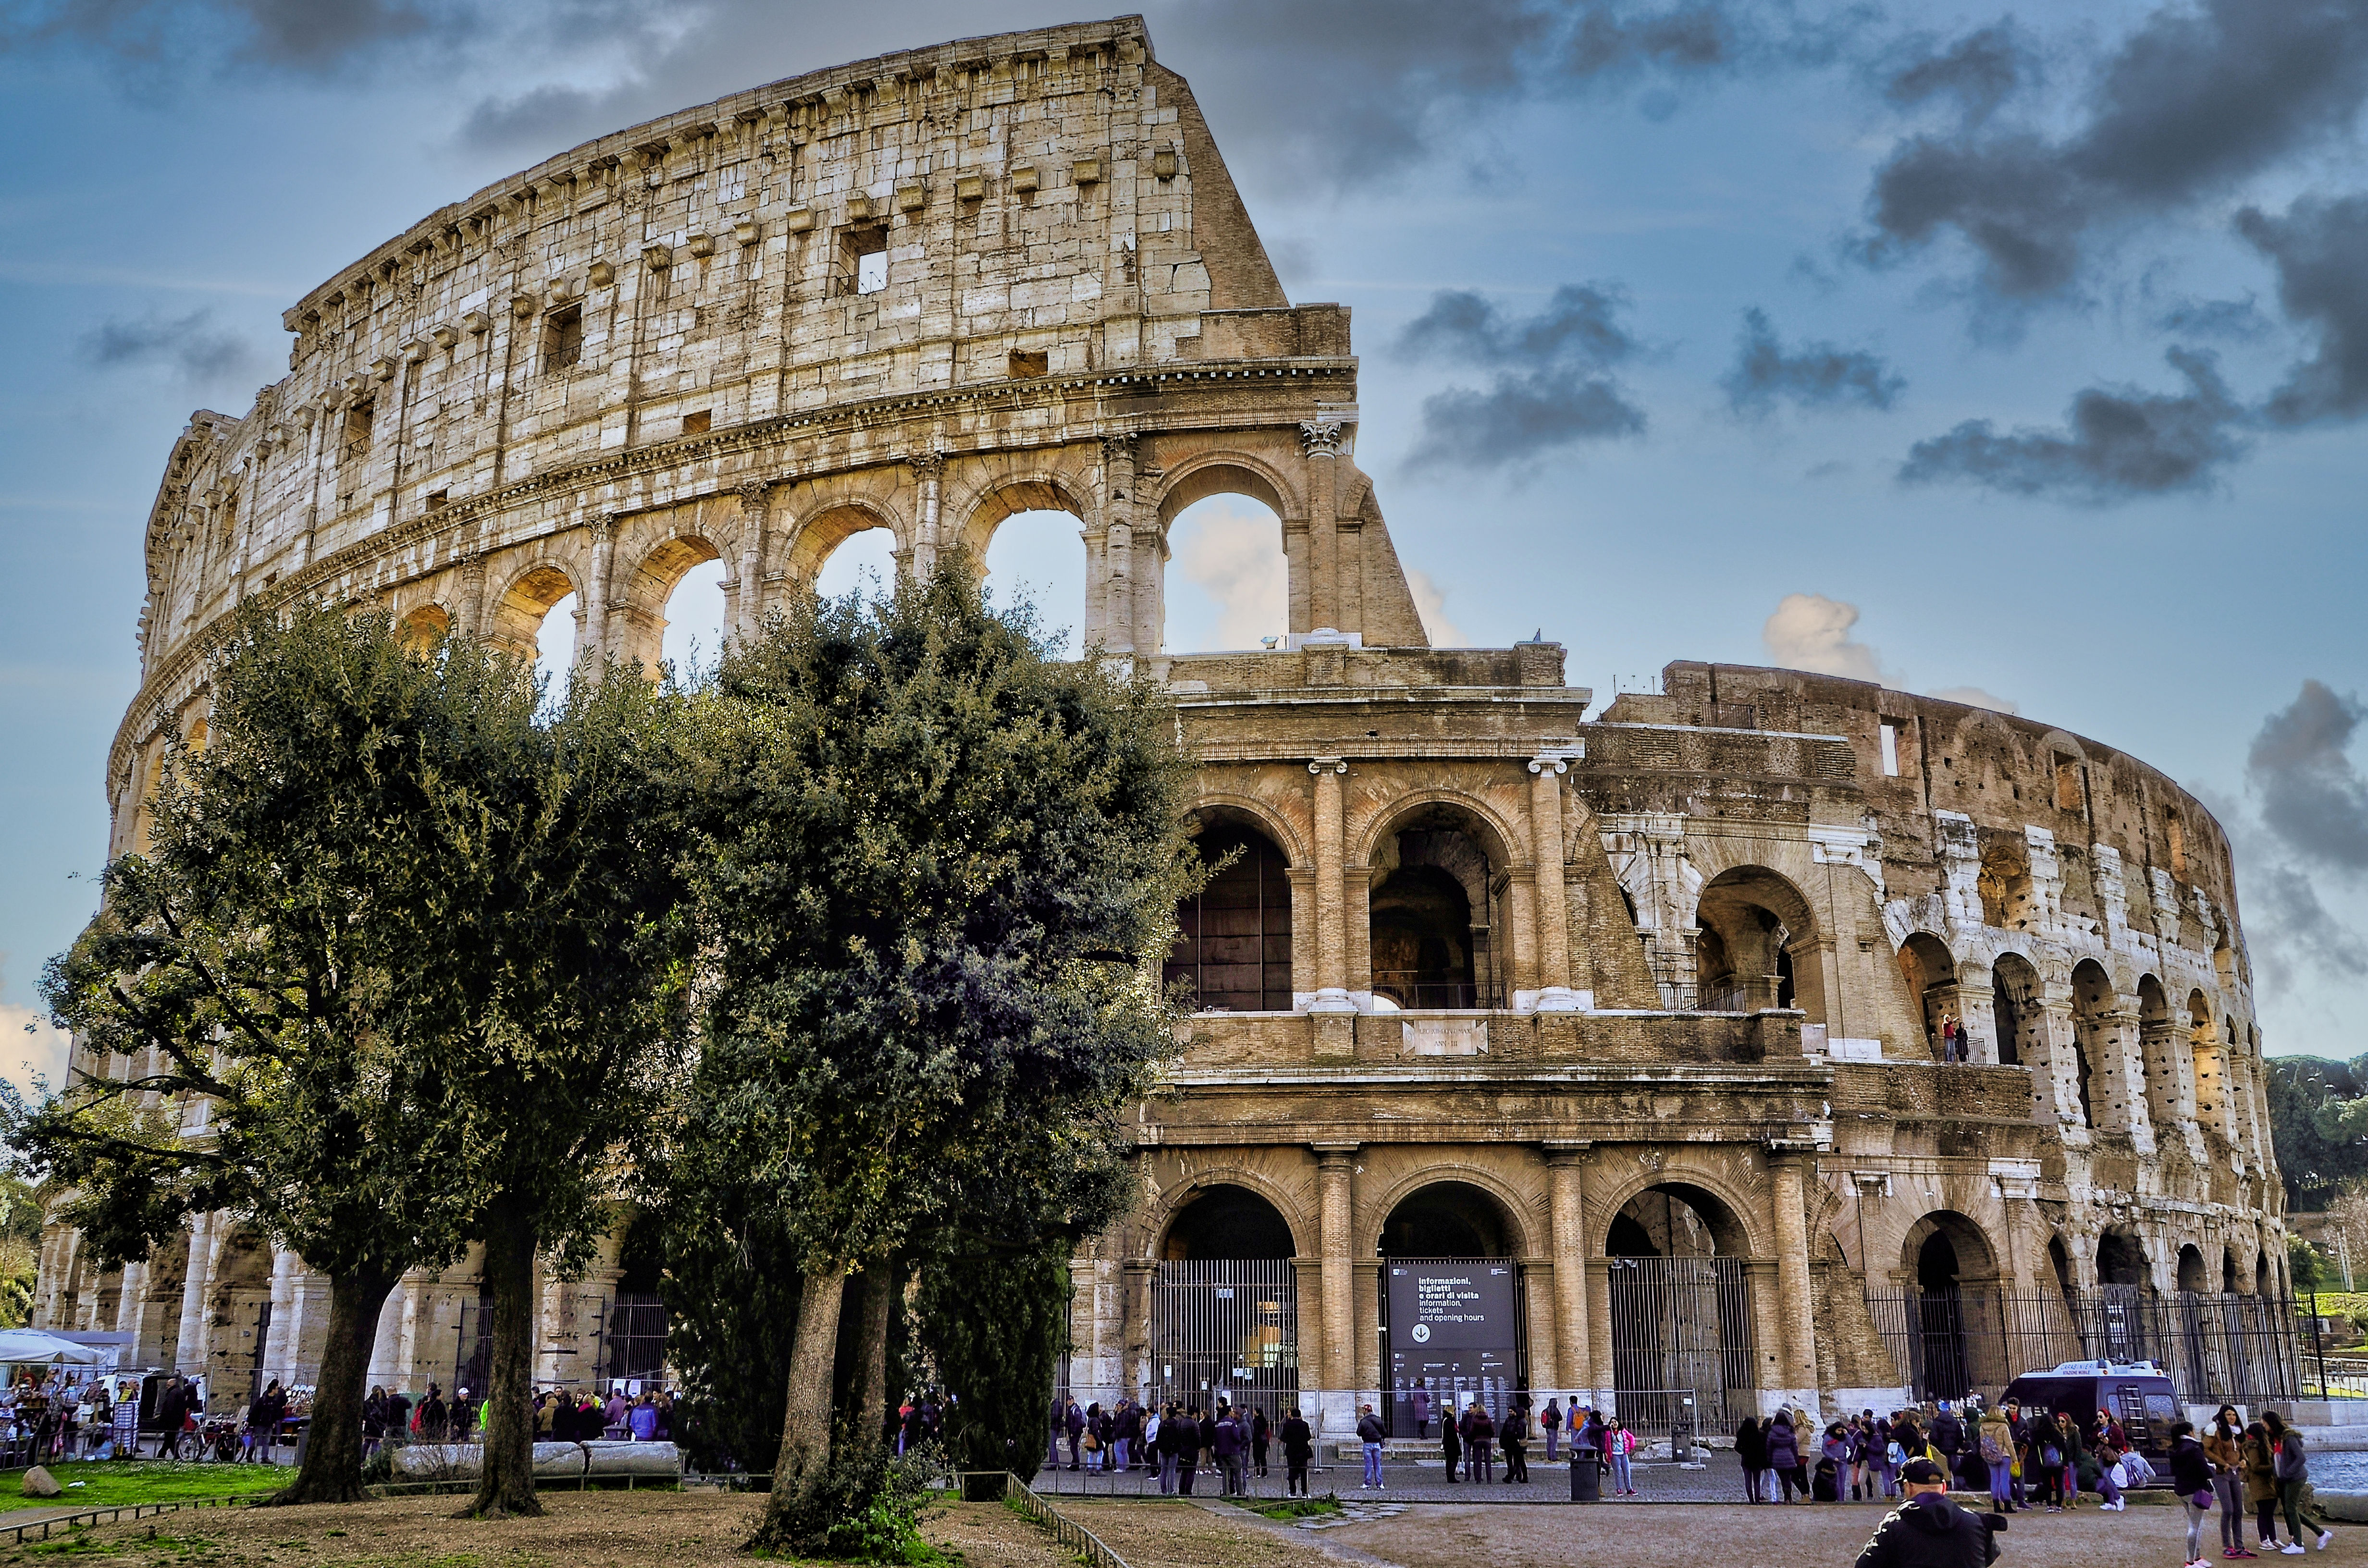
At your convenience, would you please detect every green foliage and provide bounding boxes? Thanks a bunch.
[758,1442,939,1564]
[1250,1494,1342,1519]
[2267,1055,2368,1209]
[913,1244,1071,1482]
[0,1461,289,1510]
[2292,1234,2329,1293]
[652,1179,802,1473]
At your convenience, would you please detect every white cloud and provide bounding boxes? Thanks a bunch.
[1172,499,1288,650]
[0,1005,67,1101]
[1407,569,1467,646]
[1762,592,1884,681]
[1926,685,2020,714]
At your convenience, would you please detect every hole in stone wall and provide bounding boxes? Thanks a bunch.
[838,223,889,295]
[543,304,583,372]
[681,410,711,435]
[982,511,1085,659]
[1008,349,1048,378]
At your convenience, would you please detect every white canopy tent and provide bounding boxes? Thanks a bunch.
[0,1329,107,1365]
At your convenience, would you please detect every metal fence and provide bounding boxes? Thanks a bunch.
[1148,1260,1299,1416]
[1865,1286,2303,1407]
[1608,1255,1759,1428]
[1004,1471,1132,1568]
[605,1291,669,1383]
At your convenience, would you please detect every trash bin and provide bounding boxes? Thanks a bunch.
[1570,1452,1601,1502]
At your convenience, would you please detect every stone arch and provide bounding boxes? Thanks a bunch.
[1358,793,1519,1011]
[1185,794,1310,868]
[1167,812,1295,1013]
[2221,1247,2240,1293]
[1144,1165,1315,1262]
[2069,958,2124,1132]
[1365,1164,1541,1259]
[1694,864,1826,1025]
[1897,930,1957,1058]
[1378,1178,1522,1258]
[1604,1180,1753,1259]
[2188,988,2231,1138]
[205,1225,274,1407]
[951,473,1096,560]
[777,498,909,591]
[1153,451,1300,533]
[395,603,451,650]
[614,531,726,673]
[1591,1164,1774,1260]
[2136,973,2186,1133]
[487,561,579,661]
[2176,1242,2210,1294]
[2096,1226,2149,1289]
[1157,1180,1303,1261]
[1900,1210,2003,1288]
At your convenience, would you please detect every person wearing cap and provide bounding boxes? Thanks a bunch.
[1853,1457,1999,1568]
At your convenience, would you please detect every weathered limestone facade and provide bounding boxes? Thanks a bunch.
[50,17,2281,1427]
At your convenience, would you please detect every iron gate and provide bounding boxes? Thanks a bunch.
[1607,1255,1757,1427]
[1149,1261,1298,1415]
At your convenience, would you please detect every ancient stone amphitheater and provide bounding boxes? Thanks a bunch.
[48,17,2289,1438]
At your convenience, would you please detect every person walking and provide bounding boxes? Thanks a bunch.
[1541,1396,1562,1464]
[1501,1397,1530,1484]
[1356,1402,1386,1490]
[156,1375,189,1461]
[1410,1380,1431,1439]
[1213,1406,1245,1495]
[1466,1401,1496,1484]
[1851,1457,2000,1568]
[1441,1395,1463,1483]
[2171,1420,2218,1568]
[1175,1404,1201,1496]
[2264,1410,2335,1553]
[1250,1406,1270,1478]
[2244,1420,2285,1554]
[1737,1412,1769,1503]
[1767,1411,1803,1503]
[1114,1398,1140,1473]
[1281,1407,1313,1498]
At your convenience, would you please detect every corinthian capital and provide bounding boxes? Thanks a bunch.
[905,452,946,482]
[737,478,772,516]
[1099,432,1136,464]
[1298,418,1343,458]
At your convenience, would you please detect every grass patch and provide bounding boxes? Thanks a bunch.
[27,1530,222,1559]
[0,1465,286,1514]
[1246,1495,1341,1520]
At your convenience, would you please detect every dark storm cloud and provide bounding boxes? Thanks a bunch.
[1857,0,2368,306]
[1877,21,2031,125]
[2236,195,2368,428]
[2251,866,2368,980]
[2248,679,2368,873]
[81,310,260,385]
[1897,346,2247,502]
[1720,307,1903,416]
[1395,284,1647,472]
[2,0,442,71]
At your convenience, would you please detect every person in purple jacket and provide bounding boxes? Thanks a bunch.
[1767,1412,1804,1502]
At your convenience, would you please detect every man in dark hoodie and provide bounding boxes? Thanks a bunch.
[1854,1458,2000,1568]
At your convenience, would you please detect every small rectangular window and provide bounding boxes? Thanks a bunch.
[425,490,449,511]
[838,223,889,296]
[2054,754,2084,811]
[856,247,888,294]
[682,410,711,435]
[341,400,374,458]
[543,304,583,372]
[1008,348,1048,379]
[1878,721,1900,777]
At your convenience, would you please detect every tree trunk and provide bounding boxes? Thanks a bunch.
[851,1263,895,1450]
[460,1216,542,1518]
[262,1263,395,1505]
[756,1267,845,1540]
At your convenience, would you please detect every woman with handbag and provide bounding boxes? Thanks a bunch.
[2206,1406,2257,1557]
[2171,1420,2217,1568]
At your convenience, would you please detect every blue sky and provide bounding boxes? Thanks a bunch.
[3,0,2366,1085]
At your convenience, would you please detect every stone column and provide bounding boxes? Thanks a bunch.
[1315,1145,1357,1433]
[1122,1260,1155,1402]
[1767,1149,1820,1407]
[1101,435,1137,653]
[583,514,618,663]
[174,1213,216,1373]
[1298,419,1342,632]
[456,553,488,639]
[906,453,944,580]
[262,1249,298,1387]
[1529,752,1584,1011]
[1308,759,1355,1024]
[736,478,770,637]
[1546,1145,1593,1406]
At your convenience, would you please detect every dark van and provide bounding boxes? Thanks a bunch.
[1999,1359,2181,1475]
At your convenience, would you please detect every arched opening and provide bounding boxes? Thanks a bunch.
[137,1231,190,1368]
[1977,835,2035,930]
[2097,1229,2149,1289]
[1382,1182,1522,1433]
[2176,1244,2208,1294]
[2094,1227,2153,1360]
[1897,932,1958,1059]
[981,509,1089,659]
[204,1228,274,1413]
[1992,953,2040,1072]
[490,564,576,660]
[2256,1250,2274,1298]
[809,520,900,600]
[1163,493,1288,651]
[1694,866,1825,1025]
[2190,990,2229,1138]
[535,591,582,695]
[1889,1212,2004,1402]
[1605,1183,1756,1427]
[2048,1235,2075,1297]
[2222,1250,2239,1294]
[1368,805,1503,1010]
[605,529,728,677]
[605,1215,667,1385]
[2070,960,2118,1131]
[1164,819,1293,1013]
[2137,975,2183,1133]
[396,604,451,652]
[1151,1185,1299,1416]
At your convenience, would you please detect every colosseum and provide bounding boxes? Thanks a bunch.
[45,15,2293,1441]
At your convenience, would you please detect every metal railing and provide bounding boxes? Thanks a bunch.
[1866,1286,2303,1407]
[0,1493,259,1546]
[1004,1471,1132,1568]
[1148,1260,1299,1418]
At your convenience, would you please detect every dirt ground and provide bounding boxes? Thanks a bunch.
[1302,1499,2368,1568]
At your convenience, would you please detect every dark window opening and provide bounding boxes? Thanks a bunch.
[837,223,889,296]
[341,400,374,459]
[681,409,711,435]
[425,490,449,511]
[1162,1184,1295,1261]
[543,304,583,372]
[1164,825,1292,1012]
[1008,348,1049,378]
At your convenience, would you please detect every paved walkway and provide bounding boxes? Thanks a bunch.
[1030,1451,1816,1505]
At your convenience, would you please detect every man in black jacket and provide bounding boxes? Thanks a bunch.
[1854,1458,2001,1568]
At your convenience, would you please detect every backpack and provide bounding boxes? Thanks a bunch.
[1980,1432,2007,1465]
[2040,1443,2062,1469]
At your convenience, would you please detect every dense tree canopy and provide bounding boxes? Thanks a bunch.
[666,563,1195,1549]
[2267,1055,2368,1210]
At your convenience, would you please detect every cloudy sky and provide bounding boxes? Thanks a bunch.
[3,0,2366,1087]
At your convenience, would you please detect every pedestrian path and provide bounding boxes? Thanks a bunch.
[1032,1451,1792,1505]
[1295,1499,1406,1530]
